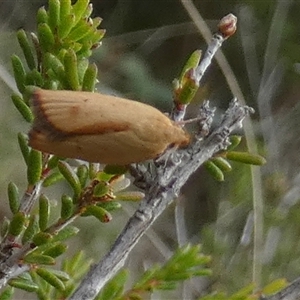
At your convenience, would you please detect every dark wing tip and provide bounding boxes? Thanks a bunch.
[28,128,42,150]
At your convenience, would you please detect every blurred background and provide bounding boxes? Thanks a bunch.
[1,0,300,298]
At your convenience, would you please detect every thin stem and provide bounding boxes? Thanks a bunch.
[180,0,264,289]
[171,14,236,122]
[19,181,43,214]
[0,181,43,274]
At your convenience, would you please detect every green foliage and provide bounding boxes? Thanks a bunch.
[82,63,98,91]
[11,0,104,101]
[21,251,93,299]
[17,133,30,164]
[204,160,225,182]
[0,287,14,300]
[11,55,26,93]
[57,161,82,197]
[35,268,66,291]
[76,164,89,187]
[22,215,39,244]
[225,151,266,166]
[24,254,56,265]
[115,191,145,202]
[17,29,36,70]
[38,195,50,231]
[200,278,288,300]
[42,171,64,187]
[82,205,112,223]
[27,149,42,185]
[173,50,202,105]
[96,270,128,300]
[7,182,20,214]
[32,232,53,246]
[9,275,39,293]
[204,135,266,181]
[97,245,211,300]
[93,181,110,198]
[51,226,79,243]
[8,212,26,237]
[11,94,33,122]
[60,195,74,220]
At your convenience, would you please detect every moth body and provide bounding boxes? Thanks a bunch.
[29,89,189,165]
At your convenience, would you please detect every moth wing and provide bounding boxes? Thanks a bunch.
[28,127,163,164]
[29,89,190,164]
[31,89,130,135]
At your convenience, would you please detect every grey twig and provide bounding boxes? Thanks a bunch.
[0,243,32,289]
[171,13,237,122]
[19,181,43,214]
[70,99,254,300]
[0,180,43,288]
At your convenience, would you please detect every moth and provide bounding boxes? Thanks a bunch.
[29,89,190,165]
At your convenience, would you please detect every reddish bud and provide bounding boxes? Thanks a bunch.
[218,13,237,38]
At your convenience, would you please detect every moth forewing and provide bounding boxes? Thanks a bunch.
[29,89,190,165]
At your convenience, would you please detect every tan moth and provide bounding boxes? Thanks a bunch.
[29,89,190,165]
